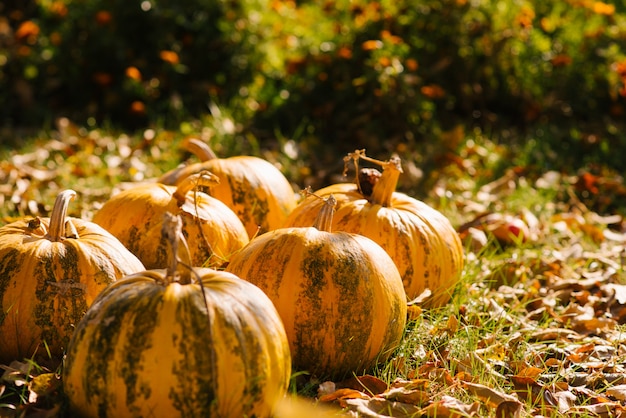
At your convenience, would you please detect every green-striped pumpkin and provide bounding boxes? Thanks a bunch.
[63,213,292,418]
[283,151,465,308]
[0,190,145,363]
[93,172,249,269]
[158,138,298,238]
[226,195,407,379]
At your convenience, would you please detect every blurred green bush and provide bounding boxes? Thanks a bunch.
[2,0,626,161]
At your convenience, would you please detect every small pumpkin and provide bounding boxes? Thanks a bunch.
[63,213,292,418]
[0,190,145,363]
[158,138,298,238]
[283,150,464,308]
[93,172,249,269]
[226,194,407,379]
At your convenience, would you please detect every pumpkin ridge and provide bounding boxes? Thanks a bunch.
[0,249,21,327]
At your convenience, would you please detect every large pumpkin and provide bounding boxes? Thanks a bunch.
[158,138,298,238]
[0,190,145,363]
[93,172,249,269]
[284,150,464,308]
[63,213,292,418]
[226,194,407,379]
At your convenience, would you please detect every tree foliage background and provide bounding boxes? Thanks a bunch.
[2,0,626,170]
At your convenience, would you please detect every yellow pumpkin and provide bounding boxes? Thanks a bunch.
[158,138,297,238]
[93,172,249,268]
[227,194,407,379]
[284,150,464,308]
[0,190,145,363]
[63,213,291,418]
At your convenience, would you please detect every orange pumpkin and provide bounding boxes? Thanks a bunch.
[63,213,291,418]
[0,190,145,362]
[227,194,407,379]
[93,172,249,269]
[284,150,464,308]
[158,138,297,238]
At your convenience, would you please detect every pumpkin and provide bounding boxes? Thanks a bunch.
[158,138,298,238]
[0,190,145,363]
[226,194,407,379]
[283,150,464,308]
[93,171,249,269]
[63,213,292,418]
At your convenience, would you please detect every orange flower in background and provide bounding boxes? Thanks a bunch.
[159,50,179,65]
[421,84,445,99]
[615,60,626,78]
[125,66,142,81]
[381,30,402,45]
[337,46,353,59]
[614,60,626,98]
[515,5,535,28]
[592,1,615,15]
[405,58,419,71]
[550,54,573,67]
[15,21,40,43]
[378,56,391,67]
[95,10,112,26]
[50,2,68,17]
[130,101,146,115]
[362,40,383,51]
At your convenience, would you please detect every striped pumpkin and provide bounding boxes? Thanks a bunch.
[226,194,407,379]
[63,213,292,418]
[0,190,145,363]
[93,172,249,269]
[283,150,464,308]
[158,138,297,238]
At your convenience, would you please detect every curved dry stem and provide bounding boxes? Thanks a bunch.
[183,138,218,162]
[45,189,77,242]
[162,212,193,285]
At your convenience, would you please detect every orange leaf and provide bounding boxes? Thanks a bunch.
[125,66,142,81]
[318,388,370,403]
[15,21,40,42]
[362,40,383,51]
[337,375,388,396]
[160,50,180,65]
[95,10,113,26]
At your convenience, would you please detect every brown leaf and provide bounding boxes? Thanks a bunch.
[337,375,389,396]
[318,388,370,403]
[606,384,626,401]
[382,386,430,406]
[495,400,523,418]
[418,395,481,417]
[462,381,520,408]
[343,397,422,417]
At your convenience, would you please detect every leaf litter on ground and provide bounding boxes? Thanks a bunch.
[2,126,626,416]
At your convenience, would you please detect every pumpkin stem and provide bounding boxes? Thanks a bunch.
[345,150,402,207]
[183,138,218,162]
[172,171,220,205]
[162,212,194,285]
[45,189,77,241]
[312,194,337,233]
[370,156,402,207]
[343,149,366,195]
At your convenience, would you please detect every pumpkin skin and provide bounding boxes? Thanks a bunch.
[284,152,464,308]
[93,172,249,269]
[226,195,407,379]
[158,138,298,238]
[0,190,145,363]
[63,215,291,418]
